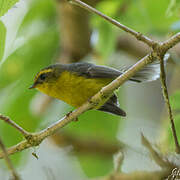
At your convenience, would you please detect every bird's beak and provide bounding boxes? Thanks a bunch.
[29,83,36,89]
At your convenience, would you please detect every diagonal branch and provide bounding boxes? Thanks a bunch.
[0,114,30,138]
[158,54,180,153]
[68,0,157,48]
[161,32,180,52]
[0,137,20,180]
[141,133,175,169]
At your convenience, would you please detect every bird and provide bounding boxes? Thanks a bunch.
[29,54,169,116]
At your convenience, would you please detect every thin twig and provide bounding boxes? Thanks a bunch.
[159,55,180,153]
[68,0,157,48]
[141,133,174,169]
[0,114,30,138]
[0,137,20,180]
[52,132,123,155]
[113,152,124,173]
[161,32,180,52]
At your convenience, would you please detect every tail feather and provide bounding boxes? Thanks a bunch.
[98,103,126,116]
[128,53,170,82]
[98,94,126,117]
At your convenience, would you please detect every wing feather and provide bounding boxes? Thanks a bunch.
[67,63,121,79]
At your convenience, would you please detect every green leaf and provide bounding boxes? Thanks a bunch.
[78,154,113,178]
[95,22,117,61]
[0,0,19,18]
[0,20,6,62]
[0,17,59,165]
[0,0,29,65]
[167,114,180,149]
[170,91,180,110]
[162,90,180,150]
[166,0,177,17]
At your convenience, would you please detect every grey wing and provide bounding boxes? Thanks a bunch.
[67,62,122,79]
[67,53,169,82]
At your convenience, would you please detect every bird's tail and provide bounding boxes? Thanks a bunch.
[98,94,126,116]
[129,53,169,83]
[98,103,126,116]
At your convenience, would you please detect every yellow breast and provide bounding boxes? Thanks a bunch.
[37,71,112,107]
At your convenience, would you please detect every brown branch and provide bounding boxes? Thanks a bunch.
[159,54,180,153]
[161,32,180,52]
[141,133,175,169]
[113,152,124,173]
[57,0,99,63]
[93,170,172,180]
[116,34,180,64]
[116,35,150,58]
[68,0,157,48]
[94,135,176,180]
[0,137,20,180]
[0,114,30,138]
[51,132,123,156]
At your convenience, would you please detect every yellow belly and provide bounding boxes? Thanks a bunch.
[37,71,112,107]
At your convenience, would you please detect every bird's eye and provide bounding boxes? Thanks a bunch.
[39,73,47,81]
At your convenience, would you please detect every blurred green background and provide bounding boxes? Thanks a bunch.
[0,0,180,179]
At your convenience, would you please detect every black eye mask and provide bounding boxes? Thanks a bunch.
[39,73,47,81]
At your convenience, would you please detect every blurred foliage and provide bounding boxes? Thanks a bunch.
[0,20,6,61]
[0,0,59,164]
[0,0,19,17]
[65,110,120,176]
[171,91,180,110]
[166,0,180,18]
[0,0,179,178]
[93,0,179,36]
[167,91,180,148]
